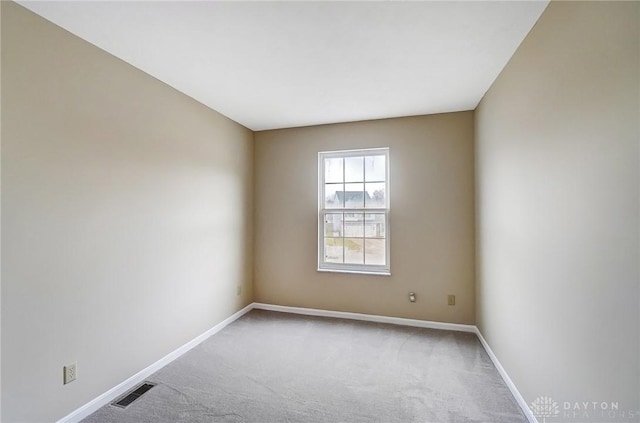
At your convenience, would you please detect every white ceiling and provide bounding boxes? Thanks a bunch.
[18,1,549,131]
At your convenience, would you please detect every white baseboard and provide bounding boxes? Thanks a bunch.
[474,328,538,423]
[57,301,534,423]
[252,302,477,333]
[56,303,254,423]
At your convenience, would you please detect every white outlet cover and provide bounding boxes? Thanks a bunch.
[64,363,77,384]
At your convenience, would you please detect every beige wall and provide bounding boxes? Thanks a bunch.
[254,112,475,324]
[476,0,639,415]
[0,2,3,418]
[1,3,253,422]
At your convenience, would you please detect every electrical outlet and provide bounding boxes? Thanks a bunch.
[236,285,242,296]
[64,362,77,385]
[448,295,456,306]
[408,292,416,302]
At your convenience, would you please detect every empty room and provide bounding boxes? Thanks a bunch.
[1,1,638,422]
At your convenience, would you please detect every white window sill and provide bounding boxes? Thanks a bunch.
[317,268,391,276]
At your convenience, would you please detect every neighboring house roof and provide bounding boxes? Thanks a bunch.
[334,191,371,204]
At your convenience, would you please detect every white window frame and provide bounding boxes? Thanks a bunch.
[318,147,390,275]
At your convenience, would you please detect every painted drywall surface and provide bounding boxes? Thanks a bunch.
[476,0,639,416]
[1,2,253,421]
[254,112,475,324]
[0,2,3,419]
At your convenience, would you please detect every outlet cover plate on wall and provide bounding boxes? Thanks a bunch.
[64,362,77,384]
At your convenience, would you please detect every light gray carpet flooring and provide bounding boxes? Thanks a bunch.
[83,310,527,423]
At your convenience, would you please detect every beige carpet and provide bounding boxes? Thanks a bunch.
[83,310,527,422]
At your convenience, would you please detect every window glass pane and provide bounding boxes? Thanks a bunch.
[324,184,344,208]
[365,213,386,238]
[365,155,386,182]
[324,238,343,263]
[324,213,343,237]
[324,157,343,183]
[343,183,364,208]
[364,239,386,265]
[365,183,386,208]
[344,213,364,237]
[345,156,364,182]
[344,238,364,264]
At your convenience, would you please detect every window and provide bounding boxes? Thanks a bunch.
[318,148,390,275]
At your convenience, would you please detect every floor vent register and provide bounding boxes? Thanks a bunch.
[111,382,157,409]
